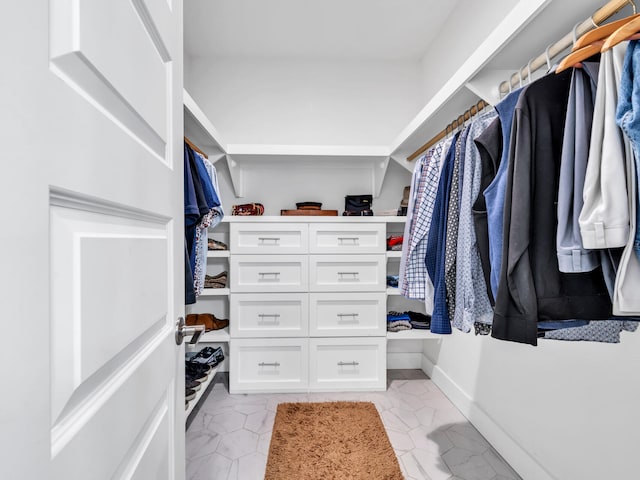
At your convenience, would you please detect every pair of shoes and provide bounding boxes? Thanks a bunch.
[186,313,229,332]
[185,362,211,381]
[185,387,196,402]
[204,271,228,288]
[186,377,201,392]
[188,346,225,367]
[207,238,228,251]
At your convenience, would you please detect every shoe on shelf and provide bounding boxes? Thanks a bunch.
[185,388,196,402]
[189,346,224,366]
[186,378,201,392]
[185,362,211,381]
[198,313,229,331]
[207,238,228,251]
[186,313,229,331]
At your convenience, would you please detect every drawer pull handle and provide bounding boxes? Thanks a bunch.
[338,272,359,279]
[258,362,280,367]
[258,272,281,280]
[337,313,359,317]
[338,237,360,244]
[258,313,281,318]
[337,361,359,366]
[258,237,281,244]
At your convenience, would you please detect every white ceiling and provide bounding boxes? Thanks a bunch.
[184,0,461,60]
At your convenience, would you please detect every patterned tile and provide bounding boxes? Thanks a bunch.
[482,449,519,479]
[443,449,496,480]
[237,452,267,479]
[186,427,222,460]
[408,426,454,455]
[207,410,247,434]
[387,429,416,452]
[192,453,232,480]
[244,410,275,435]
[186,370,521,480]
[217,429,259,460]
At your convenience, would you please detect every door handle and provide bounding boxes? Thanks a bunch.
[175,317,205,345]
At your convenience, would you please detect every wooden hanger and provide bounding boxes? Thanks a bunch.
[602,16,640,50]
[572,14,640,50]
[184,136,208,159]
[556,43,603,73]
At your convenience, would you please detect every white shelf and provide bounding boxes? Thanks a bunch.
[199,288,230,296]
[221,215,406,224]
[199,328,230,343]
[387,330,439,340]
[184,89,227,158]
[387,251,402,258]
[207,250,230,258]
[185,363,219,420]
[386,287,401,296]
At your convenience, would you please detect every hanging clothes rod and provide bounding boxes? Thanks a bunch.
[184,136,208,159]
[407,100,490,161]
[498,0,636,96]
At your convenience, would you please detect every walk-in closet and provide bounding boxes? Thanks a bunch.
[4,0,640,479]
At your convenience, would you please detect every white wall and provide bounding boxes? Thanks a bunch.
[419,0,520,102]
[423,329,640,479]
[185,57,425,146]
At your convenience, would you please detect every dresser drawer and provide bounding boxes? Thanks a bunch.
[230,338,309,393]
[309,293,385,336]
[309,223,385,254]
[309,254,385,292]
[230,293,309,337]
[230,255,308,292]
[309,337,386,391]
[230,223,308,254]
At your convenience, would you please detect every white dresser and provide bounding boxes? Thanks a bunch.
[228,219,388,393]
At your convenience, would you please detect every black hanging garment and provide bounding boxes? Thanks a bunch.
[492,69,612,346]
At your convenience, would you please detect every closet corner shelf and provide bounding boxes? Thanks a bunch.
[387,330,439,340]
[386,251,403,258]
[185,363,220,421]
[386,287,401,296]
[207,250,230,258]
[183,88,227,159]
[388,0,554,162]
[200,288,230,297]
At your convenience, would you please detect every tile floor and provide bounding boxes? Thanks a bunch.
[186,370,521,480]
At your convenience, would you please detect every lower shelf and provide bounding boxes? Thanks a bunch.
[185,364,219,421]
[386,330,439,339]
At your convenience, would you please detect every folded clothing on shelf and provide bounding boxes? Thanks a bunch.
[387,235,404,251]
[232,202,264,216]
[207,238,228,251]
[386,275,399,288]
[204,271,227,288]
[387,311,412,332]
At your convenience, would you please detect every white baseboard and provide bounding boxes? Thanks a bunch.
[387,352,423,369]
[421,354,554,480]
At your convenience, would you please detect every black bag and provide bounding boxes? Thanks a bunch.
[343,194,373,216]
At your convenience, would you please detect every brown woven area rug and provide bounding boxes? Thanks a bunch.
[265,402,403,480]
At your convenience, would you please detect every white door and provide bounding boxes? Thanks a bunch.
[0,1,185,479]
